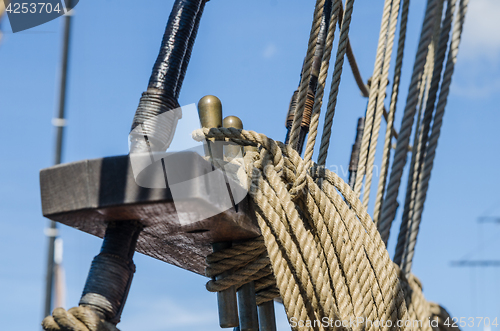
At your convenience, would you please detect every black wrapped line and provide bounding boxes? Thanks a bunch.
[79,221,142,324]
[148,0,207,97]
[130,89,181,153]
[130,0,207,154]
[174,1,206,99]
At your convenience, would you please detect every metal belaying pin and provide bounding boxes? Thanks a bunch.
[223,116,244,160]
[199,96,239,328]
[237,281,259,331]
[258,300,277,331]
[198,95,224,161]
[223,116,258,331]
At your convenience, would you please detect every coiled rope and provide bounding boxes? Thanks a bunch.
[195,127,443,331]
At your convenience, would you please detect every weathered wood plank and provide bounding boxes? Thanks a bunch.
[40,152,259,275]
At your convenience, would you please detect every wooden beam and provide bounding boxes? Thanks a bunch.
[40,152,260,275]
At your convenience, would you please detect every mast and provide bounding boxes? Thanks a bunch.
[43,1,73,319]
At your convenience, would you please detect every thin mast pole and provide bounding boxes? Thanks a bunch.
[43,3,73,319]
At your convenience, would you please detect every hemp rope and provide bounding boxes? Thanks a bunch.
[372,0,411,225]
[42,306,119,331]
[353,0,402,208]
[303,0,342,164]
[400,0,469,276]
[377,0,440,245]
[195,127,445,331]
[289,0,326,150]
[317,0,356,167]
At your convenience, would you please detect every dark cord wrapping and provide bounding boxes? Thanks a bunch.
[130,0,207,154]
[79,221,143,324]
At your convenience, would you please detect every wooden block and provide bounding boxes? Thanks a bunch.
[40,152,260,275]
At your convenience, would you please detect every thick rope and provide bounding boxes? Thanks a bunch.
[289,0,326,149]
[317,0,356,167]
[195,127,447,331]
[353,0,402,209]
[373,0,411,225]
[377,0,440,245]
[400,0,469,276]
[42,306,119,331]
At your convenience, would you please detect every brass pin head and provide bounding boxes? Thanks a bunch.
[223,116,243,130]
[223,116,243,159]
[198,95,223,129]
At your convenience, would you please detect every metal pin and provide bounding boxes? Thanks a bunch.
[258,300,277,331]
[211,242,239,328]
[223,116,243,160]
[223,115,258,330]
[237,281,259,331]
[198,97,239,327]
[198,95,223,160]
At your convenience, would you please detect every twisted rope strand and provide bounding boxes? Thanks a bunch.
[289,0,326,149]
[304,0,342,164]
[377,0,440,245]
[355,0,403,210]
[373,0,411,225]
[317,0,356,167]
[401,0,469,276]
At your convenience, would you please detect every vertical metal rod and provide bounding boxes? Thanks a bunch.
[199,97,239,328]
[212,242,239,328]
[43,3,73,319]
[258,300,277,331]
[237,281,259,331]
[222,116,259,330]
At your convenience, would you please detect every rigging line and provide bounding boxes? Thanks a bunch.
[402,0,456,235]
[377,0,440,245]
[317,0,357,167]
[303,0,342,164]
[289,0,326,150]
[455,225,500,262]
[400,0,470,276]
[339,2,399,140]
[354,0,403,208]
[373,0,411,225]
[394,1,444,265]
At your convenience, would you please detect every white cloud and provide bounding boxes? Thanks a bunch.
[262,43,278,59]
[460,0,500,61]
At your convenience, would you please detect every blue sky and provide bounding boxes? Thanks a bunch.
[1,0,500,330]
